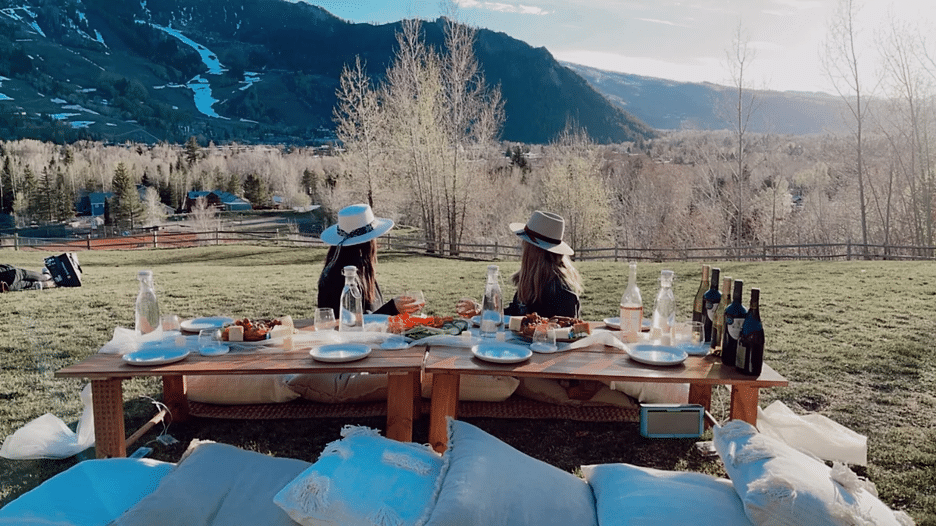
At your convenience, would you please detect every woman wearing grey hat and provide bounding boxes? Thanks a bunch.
[458,210,583,319]
[317,203,420,317]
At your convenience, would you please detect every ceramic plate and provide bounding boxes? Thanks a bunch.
[227,335,288,347]
[471,342,532,364]
[529,342,561,354]
[379,336,413,350]
[123,347,190,366]
[180,316,234,333]
[310,343,372,363]
[198,344,230,357]
[363,314,390,325]
[626,344,688,366]
[676,341,710,356]
[604,317,621,329]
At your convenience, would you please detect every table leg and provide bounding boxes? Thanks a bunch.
[90,378,126,459]
[162,376,189,423]
[386,372,417,442]
[729,385,759,425]
[429,373,460,453]
[688,383,713,427]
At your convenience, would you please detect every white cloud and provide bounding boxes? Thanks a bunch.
[455,0,551,15]
[634,17,689,28]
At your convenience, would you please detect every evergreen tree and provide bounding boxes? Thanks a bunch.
[0,156,13,214]
[225,173,242,196]
[184,136,200,166]
[112,162,143,229]
[55,169,74,221]
[37,166,55,222]
[21,166,37,219]
[243,173,270,208]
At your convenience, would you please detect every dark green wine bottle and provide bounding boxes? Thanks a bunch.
[721,279,746,366]
[702,268,720,343]
[735,288,764,376]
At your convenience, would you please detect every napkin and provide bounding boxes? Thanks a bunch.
[98,327,184,355]
[557,331,628,352]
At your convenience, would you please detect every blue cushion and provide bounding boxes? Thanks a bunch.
[274,425,443,526]
[0,458,173,526]
[425,419,598,526]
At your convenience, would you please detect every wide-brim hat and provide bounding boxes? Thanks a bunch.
[320,203,394,246]
[509,210,574,255]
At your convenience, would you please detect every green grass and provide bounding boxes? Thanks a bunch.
[1,246,934,524]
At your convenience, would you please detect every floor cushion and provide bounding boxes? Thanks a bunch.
[421,372,519,402]
[0,458,173,526]
[516,377,638,408]
[425,418,599,526]
[274,425,443,526]
[582,462,753,526]
[112,440,310,526]
[287,372,388,403]
[185,374,300,405]
[713,420,914,526]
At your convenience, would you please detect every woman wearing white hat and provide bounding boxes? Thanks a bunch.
[457,210,583,319]
[317,203,420,317]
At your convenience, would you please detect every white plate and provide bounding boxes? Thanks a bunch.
[310,343,372,363]
[227,335,288,347]
[198,344,230,357]
[363,314,389,324]
[123,347,190,366]
[626,344,688,366]
[471,342,532,364]
[676,341,710,356]
[529,342,560,354]
[180,316,234,333]
[379,336,413,350]
[604,317,621,329]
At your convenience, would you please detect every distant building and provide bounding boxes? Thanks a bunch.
[76,192,114,216]
[184,190,252,212]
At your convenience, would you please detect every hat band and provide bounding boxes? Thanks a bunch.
[524,226,562,246]
[337,222,375,244]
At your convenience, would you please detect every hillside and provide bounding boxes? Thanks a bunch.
[564,62,851,135]
[0,0,655,145]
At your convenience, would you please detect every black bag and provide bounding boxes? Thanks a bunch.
[44,253,82,287]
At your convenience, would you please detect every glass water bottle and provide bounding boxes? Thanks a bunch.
[339,265,364,333]
[619,262,643,343]
[650,269,676,345]
[135,269,160,336]
[480,265,503,338]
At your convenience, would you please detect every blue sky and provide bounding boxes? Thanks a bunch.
[305,1,935,95]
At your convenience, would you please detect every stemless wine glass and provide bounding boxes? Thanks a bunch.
[160,314,181,333]
[197,328,228,356]
[530,322,558,353]
[314,308,337,331]
[404,290,426,314]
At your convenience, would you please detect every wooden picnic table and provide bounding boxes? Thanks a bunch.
[424,336,788,452]
[55,324,426,459]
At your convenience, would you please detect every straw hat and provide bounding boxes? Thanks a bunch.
[509,210,574,255]
[320,203,394,246]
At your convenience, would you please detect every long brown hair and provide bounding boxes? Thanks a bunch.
[511,242,583,305]
[322,239,379,305]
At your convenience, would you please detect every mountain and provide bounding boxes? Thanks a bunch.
[0,0,655,145]
[564,62,851,135]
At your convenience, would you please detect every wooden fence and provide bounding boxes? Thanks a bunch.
[3,229,935,262]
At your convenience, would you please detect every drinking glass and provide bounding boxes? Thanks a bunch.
[314,308,337,331]
[160,314,181,332]
[403,290,426,314]
[530,322,558,353]
[197,328,228,356]
[689,321,704,345]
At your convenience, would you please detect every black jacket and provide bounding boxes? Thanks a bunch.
[316,264,398,317]
[504,278,580,319]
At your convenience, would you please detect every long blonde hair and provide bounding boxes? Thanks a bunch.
[511,242,583,305]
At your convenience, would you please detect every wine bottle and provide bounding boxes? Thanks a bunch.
[736,288,764,376]
[721,279,746,366]
[711,276,732,353]
[619,262,643,343]
[692,265,710,326]
[702,267,721,343]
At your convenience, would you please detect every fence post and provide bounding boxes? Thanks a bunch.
[847,240,851,261]
[614,244,618,262]
[13,233,17,250]
[87,234,91,250]
[153,230,158,249]
[494,240,499,261]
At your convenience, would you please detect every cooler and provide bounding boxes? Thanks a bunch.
[44,253,82,287]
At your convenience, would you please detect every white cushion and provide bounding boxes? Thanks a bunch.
[516,377,638,407]
[421,372,519,402]
[286,372,388,403]
[113,440,310,526]
[610,380,690,403]
[582,463,753,526]
[713,420,915,526]
[274,425,443,526]
[425,419,599,526]
[0,458,173,526]
[185,374,300,405]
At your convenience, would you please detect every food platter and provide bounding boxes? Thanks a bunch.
[180,316,234,333]
[625,344,688,366]
[471,342,532,364]
[310,343,372,363]
[511,330,586,344]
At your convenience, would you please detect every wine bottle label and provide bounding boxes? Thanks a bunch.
[726,317,744,339]
[705,301,717,321]
[735,341,747,369]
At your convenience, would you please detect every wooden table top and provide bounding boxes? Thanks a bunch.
[56,345,427,380]
[424,344,787,387]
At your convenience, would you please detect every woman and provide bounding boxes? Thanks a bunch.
[317,203,418,316]
[458,210,583,319]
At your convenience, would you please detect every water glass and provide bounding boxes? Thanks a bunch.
[197,328,228,356]
[403,290,426,314]
[314,308,337,331]
[530,322,558,353]
[160,314,181,332]
[689,321,704,345]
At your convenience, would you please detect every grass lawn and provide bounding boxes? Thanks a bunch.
[1,245,934,523]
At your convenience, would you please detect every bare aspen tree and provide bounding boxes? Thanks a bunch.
[822,0,872,257]
[719,21,761,253]
[334,56,384,208]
